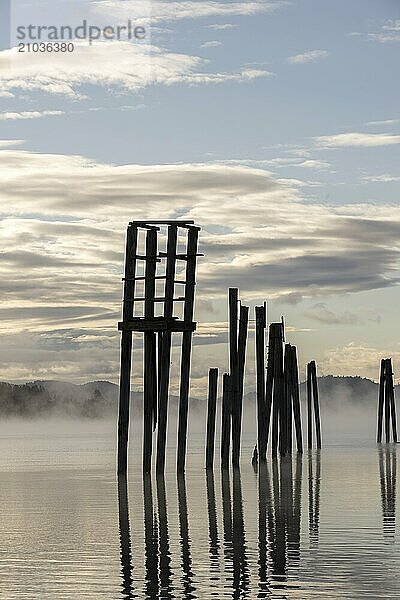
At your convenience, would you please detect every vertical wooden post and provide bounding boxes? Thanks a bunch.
[384,358,391,443]
[229,289,239,469]
[290,346,303,453]
[233,304,249,469]
[143,228,158,474]
[307,362,312,450]
[377,359,386,443]
[311,361,322,450]
[118,225,137,477]
[221,373,232,470]
[282,344,291,455]
[255,306,267,462]
[265,324,275,450]
[272,324,284,456]
[387,359,397,443]
[177,227,199,473]
[206,368,219,469]
[156,225,177,473]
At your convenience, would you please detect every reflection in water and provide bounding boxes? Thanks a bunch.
[206,469,220,569]
[143,474,159,599]
[221,468,250,598]
[379,447,397,540]
[118,475,135,599]
[232,469,250,598]
[308,450,321,542]
[117,456,320,599]
[257,456,303,597]
[177,474,196,599]
[156,475,173,599]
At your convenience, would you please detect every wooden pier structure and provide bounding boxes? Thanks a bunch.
[117,220,201,476]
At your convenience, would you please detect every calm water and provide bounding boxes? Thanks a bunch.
[0,422,398,599]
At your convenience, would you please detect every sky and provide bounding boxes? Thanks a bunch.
[0,0,399,393]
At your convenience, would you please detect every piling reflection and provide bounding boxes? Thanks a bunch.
[118,475,135,599]
[143,473,159,599]
[308,450,321,542]
[206,469,220,568]
[221,468,249,598]
[232,469,250,598]
[156,475,173,599]
[177,473,196,599]
[378,446,397,540]
[257,454,304,597]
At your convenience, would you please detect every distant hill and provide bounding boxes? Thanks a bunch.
[0,380,202,419]
[0,375,396,419]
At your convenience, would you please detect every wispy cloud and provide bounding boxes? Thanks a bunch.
[201,40,223,48]
[365,118,400,126]
[351,19,400,43]
[94,1,287,23]
[315,132,400,148]
[0,110,64,121]
[362,174,400,183]
[207,23,237,30]
[0,41,271,98]
[287,50,328,64]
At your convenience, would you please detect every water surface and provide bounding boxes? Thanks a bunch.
[0,422,398,599]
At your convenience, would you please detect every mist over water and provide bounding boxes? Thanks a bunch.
[0,392,398,600]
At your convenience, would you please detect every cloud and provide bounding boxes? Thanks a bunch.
[201,40,223,48]
[0,145,399,381]
[362,174,400,183]
[315,132,400,148]
[351,20,400,43]
[303,303,381,326]
[0,140,25,148]
[287,50,328,64]
[207,23,237,30]
[323,343,400,379]
[0,41,270,98]
[0,110,64,121]
[94,1,287,23]
[297,159,331,171]
[365,118,400,126]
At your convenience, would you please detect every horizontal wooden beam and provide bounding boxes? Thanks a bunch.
[119,319,197,332]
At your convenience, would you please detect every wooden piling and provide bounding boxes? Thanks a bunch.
[206,368,219,469]
[290,346,303,453]
[221,373,232,470]
[118,225,137,477]
[311,361,322,450]
[387,359,397,443]
[307,362,312,450]
[384,358,391,443]
[255,306,267,462]
[377,358,385,443]
[265,324,275,450]
[282,343,291,455]
[143,228,158,474]
[156,225,177,473]
[177,227,200,473]
[233,304,249,468]
[272,324,284,457]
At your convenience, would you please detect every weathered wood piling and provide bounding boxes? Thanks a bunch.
[377,358,397,443]
[219,288,249,470]
[307,360,321,450]
[206,368,219,469]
